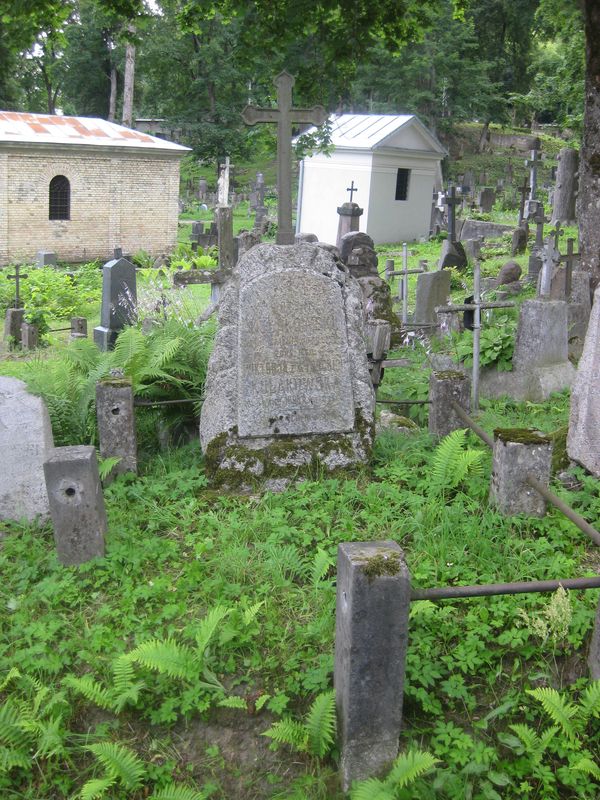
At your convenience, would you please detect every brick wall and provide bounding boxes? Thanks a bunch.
[0,147,182,265]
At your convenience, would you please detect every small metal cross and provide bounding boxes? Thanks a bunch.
[7,264,28,308]
[347,180,358,202]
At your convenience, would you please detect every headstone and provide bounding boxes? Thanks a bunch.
[4,308,25,345]
[199,243,375,490]
[198,178,208,201]
[413,271,451,325]
[511,227,528,256]
[429,371,471,438]
[36,250,57,267]
[477,187,496,213]
[43,446,107,565]
[567,285,600,476]
[438,239,467,270]
[489,429,553,517]
[551,148,579,226]
[458,220,512,241]
[21,321,38,349]
[497,261,522,286]
[70,317,87,339]
[513,299,569,370]
[336,202,363,249]
[295,232,319,244]
[235,229,261,262]
[0,377,54,522]
[96,378,137,480]
[93,258,137,351]
[463,238,482,262]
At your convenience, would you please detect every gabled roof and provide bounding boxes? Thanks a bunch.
[301,113,447,155]
[0,111,190,154]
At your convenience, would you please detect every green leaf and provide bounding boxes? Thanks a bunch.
[86,742,144,789]
[350,777,393,800]
[385,749,439,788]
[127,638,196,680]
[527,687,578,741]
[149,785,207,800]
[218,696,247,710]
[195,606,230,656]
[79,777,116,800]
[306,690,336,757]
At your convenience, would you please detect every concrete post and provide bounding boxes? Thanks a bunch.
[489,429,553,517]
[428,371,471,438]
[43,446,107,565]
[20,322,39,350]
[335,541,411,792]
[70,317,88,339]
[96,378,137,480]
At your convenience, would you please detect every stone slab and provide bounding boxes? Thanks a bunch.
[479,362,576,402]
[414,271,451,325]
[0,377,54,522]
[458,220,512,241]
[512,299,569,370]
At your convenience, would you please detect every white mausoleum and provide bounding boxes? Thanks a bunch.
[0,111,190,265]
[296,114,446,245]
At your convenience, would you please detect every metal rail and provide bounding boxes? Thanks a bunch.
[133,397,201,407]
[449,399,494,447]
[411,575,600,601]
[376,399,431,405]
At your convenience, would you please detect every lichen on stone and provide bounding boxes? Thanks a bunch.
[493,427,552,445]
[363,551,402,580]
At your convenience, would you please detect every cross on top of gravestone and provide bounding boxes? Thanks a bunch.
[551,221,564,250]
[7,264,28,308]
[526,148,543,201]
[347,180,358,202]
[444,186,460,242]
[217,156,233,206]
[241,70,328,245]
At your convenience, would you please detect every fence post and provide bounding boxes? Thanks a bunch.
[429,370,471,438]
[489,429,553,517]
[335,540,411,792]
[96,378,137,482]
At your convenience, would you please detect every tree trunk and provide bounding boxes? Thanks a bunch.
[578,0,600,290]
[551,148,579,226]
[108,66,117,122]
[121,29,136,128]
[477,120,490,153]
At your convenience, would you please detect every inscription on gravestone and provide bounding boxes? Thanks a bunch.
[238,271,354,437]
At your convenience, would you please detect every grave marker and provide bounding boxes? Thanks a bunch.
[93,257,137,351]
[526,147,543,201]
[241,71,328,244]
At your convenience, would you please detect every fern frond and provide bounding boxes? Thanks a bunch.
[262,719,308,751]
[572,756,600,779]
[147,336,183,369]
[528,687,578,741]
[311,548,333,586]
[428,429,467,494]
[29,717,66,759]
[0,701,29,748]
[509,723,543,761]
[242,601,264,626]
[385,749,439,788]
[79,776,116,800]
[579,680,600,723]
[218,696,247,710]
[111,655,145,712]
[350,777,393,800]
[149,784,206,800]
[0,668,21,692]
[86,742,144,789]
[127,638,196,679]
[306,690,336,757]
[0,744,31,772]
[195,606,230,656]
[63,676,113,711]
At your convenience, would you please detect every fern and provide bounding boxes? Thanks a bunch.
[262,718,308,751]
[350,777,393,800]
[428,429,484,496]
[573,756,600,779]
[79,776,115,800]
[195,605,230,655]
[149,785,207,800]
[85,741,144,789]
[579,680,600,723]
[351,749,439,798]
[127,638,196,680]
[306,690,336,757]
[311,548,333,586]
[0,668,21,692]
[63,676,113,711]
[527,687,578,741]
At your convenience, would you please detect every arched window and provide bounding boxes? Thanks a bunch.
[49,175,70,220]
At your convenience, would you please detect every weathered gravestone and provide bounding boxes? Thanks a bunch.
[0,377,54,522]
[93,257,137,351]
[567,285,600,477]
[36,250,57,267]
[477,187,496,213]
[413,270,451,326]
[200,243,375,490]
[551,147,578,227]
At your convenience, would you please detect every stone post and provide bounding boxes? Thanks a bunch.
[512,299,569,370]
[589,599,600,680]
[43,446,107,565]
[551,147,578,227]
[4,308,25,345]
[489,429,553,517]
[216,206,235,273]
[70,317,88,339]
[21,321,39,350]
[336,202,363,250]
[96,378,137,480]
[335,541,411,792]
[428,371,471,438]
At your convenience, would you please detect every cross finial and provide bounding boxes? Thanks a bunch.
[347,180,358,202]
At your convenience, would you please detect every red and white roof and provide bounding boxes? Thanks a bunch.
[0,111,190,153]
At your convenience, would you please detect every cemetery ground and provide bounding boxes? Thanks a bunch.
[0,128,598,798]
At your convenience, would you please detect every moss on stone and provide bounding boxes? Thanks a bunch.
[363,550,402,580]
[433,370,467,381]
[493,427,552,445]
[99,377,132,388]
[550,425,569,473]
[367,282,401,328]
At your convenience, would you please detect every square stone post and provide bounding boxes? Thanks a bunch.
[4,308,25,345]
[429,371,471,438]
[70,317,88,339]
[335,541,411,792]
[21,322,39,350]
[96,378,137,480]
[489,429,553,517]
[43,446,107,565]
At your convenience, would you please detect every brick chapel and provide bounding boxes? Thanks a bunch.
[0,111,190,265]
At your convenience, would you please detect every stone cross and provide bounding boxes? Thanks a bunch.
[444,186,461,242]
[517,177,531,227]
[347,180,358,202]
[539,235,561,298]
[7,264,28,308]
[560,238,580,298]
[217,156,233,206]
[241,70,328,244]
[526,147,543,201]
[550,221,564,251]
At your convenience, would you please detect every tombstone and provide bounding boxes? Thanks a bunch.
[336,202,363,249]
[438,239,467,270]
[21,321,39,349]
[340,232,397,333]
[0,377,54,522]
[477,188,496,213]
[429,371,471,438]
[463,238,482,262]
[489,429,553,517]
[70,317,87,339]
[96,378,137,480]
[526,147,543,201]
[93,258,137,351]
[36,250,57,267]
[235,229,262,262]
[511,227,527,256]
[198,178,208,201]
[463,170,475,192]
[458,220,512,241]
[413,270,451,326]
[199,243,375,490]
[551,148,578,227]
[295,232,319,244]
[4,308,25,345]
[567,285,600,477]
[43,446,107,565]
